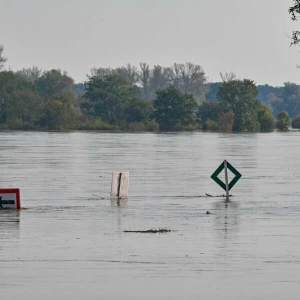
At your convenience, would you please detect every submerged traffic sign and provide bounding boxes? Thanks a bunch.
[211,160,242,192]
[0,189,21,209]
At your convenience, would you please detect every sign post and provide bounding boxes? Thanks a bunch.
[211,160,242,199]
[117,172,122,199]
[224,160,230,198]
[111,172,129,200]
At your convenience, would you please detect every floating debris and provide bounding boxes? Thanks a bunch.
[205,193,232,197]
[0,220,20,222]
[92,194,106,199]
[206,211,212,215]
[124,227,173,233]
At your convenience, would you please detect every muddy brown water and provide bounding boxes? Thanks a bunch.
[1,131,300,299]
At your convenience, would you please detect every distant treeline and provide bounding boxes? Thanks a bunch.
[0,47,300,132]
[206,82,300,119]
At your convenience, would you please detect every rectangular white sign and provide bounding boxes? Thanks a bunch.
[0,189,21,209]
[110,172,129,198]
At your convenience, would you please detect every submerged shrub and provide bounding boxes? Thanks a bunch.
[204,119,220,131]
[127,122,145,131]
[292,115,300,129]
[276,110,291,131]
[218,110,234,132]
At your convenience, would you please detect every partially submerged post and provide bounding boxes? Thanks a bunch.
[117,172,122,199]
[224,160,230,199]
[211,160,242,200]
[110,172,129,205]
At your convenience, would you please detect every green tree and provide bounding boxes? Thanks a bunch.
[197,101,226,130]
[217,79,259,132]
[36,69,75,99]
[6,89,44,129]
[205,82,222,102]
[124,98,153,124]
[276,111,291,131]
[197,102,225,123]
[0,71,43,127]
[0,45,7,70]
[257,102,275,132]
[280,82,300,118]
[218,110,235,133]
[83,75,140,124]
[257,83,300,118]
[292,115,300,128]
[44,92,76,130]
[203,119,220,131]
[153,86,197,131]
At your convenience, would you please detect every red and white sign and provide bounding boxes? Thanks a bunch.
[0,189,21,209]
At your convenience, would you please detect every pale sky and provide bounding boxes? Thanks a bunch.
[0,0,299,85]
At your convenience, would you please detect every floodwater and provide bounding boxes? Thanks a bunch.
[0,131,300,300]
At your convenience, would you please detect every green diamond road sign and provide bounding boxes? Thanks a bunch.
[211,160,242,191]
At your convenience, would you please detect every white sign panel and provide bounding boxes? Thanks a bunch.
[110,172,129,198]
[0,189,21,209]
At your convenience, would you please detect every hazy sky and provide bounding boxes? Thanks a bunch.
[0,0,299,85]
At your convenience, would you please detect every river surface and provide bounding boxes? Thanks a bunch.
[0,131,300,300]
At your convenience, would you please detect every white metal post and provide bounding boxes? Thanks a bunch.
[117,172,122,200]
[224,160,230,199]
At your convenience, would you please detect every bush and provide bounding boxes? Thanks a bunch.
[258,114,275,132]
[292,115,300,129]
[127,122,145,131]
[144,120,159,132]
[6,117,23,129]
[276,111,291,131]
[180,123,201,131]
[257,104,275,132]
[244,117,260,132]
[78,118,117,130]
[218,111,234,132]
[204,119,220,131]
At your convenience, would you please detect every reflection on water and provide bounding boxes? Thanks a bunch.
[214,200,239,235]
[110,198,128,207]
[214,199,239,228]
[1,131,300,300]
[0,210,20,244]
[0,209,20,224]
